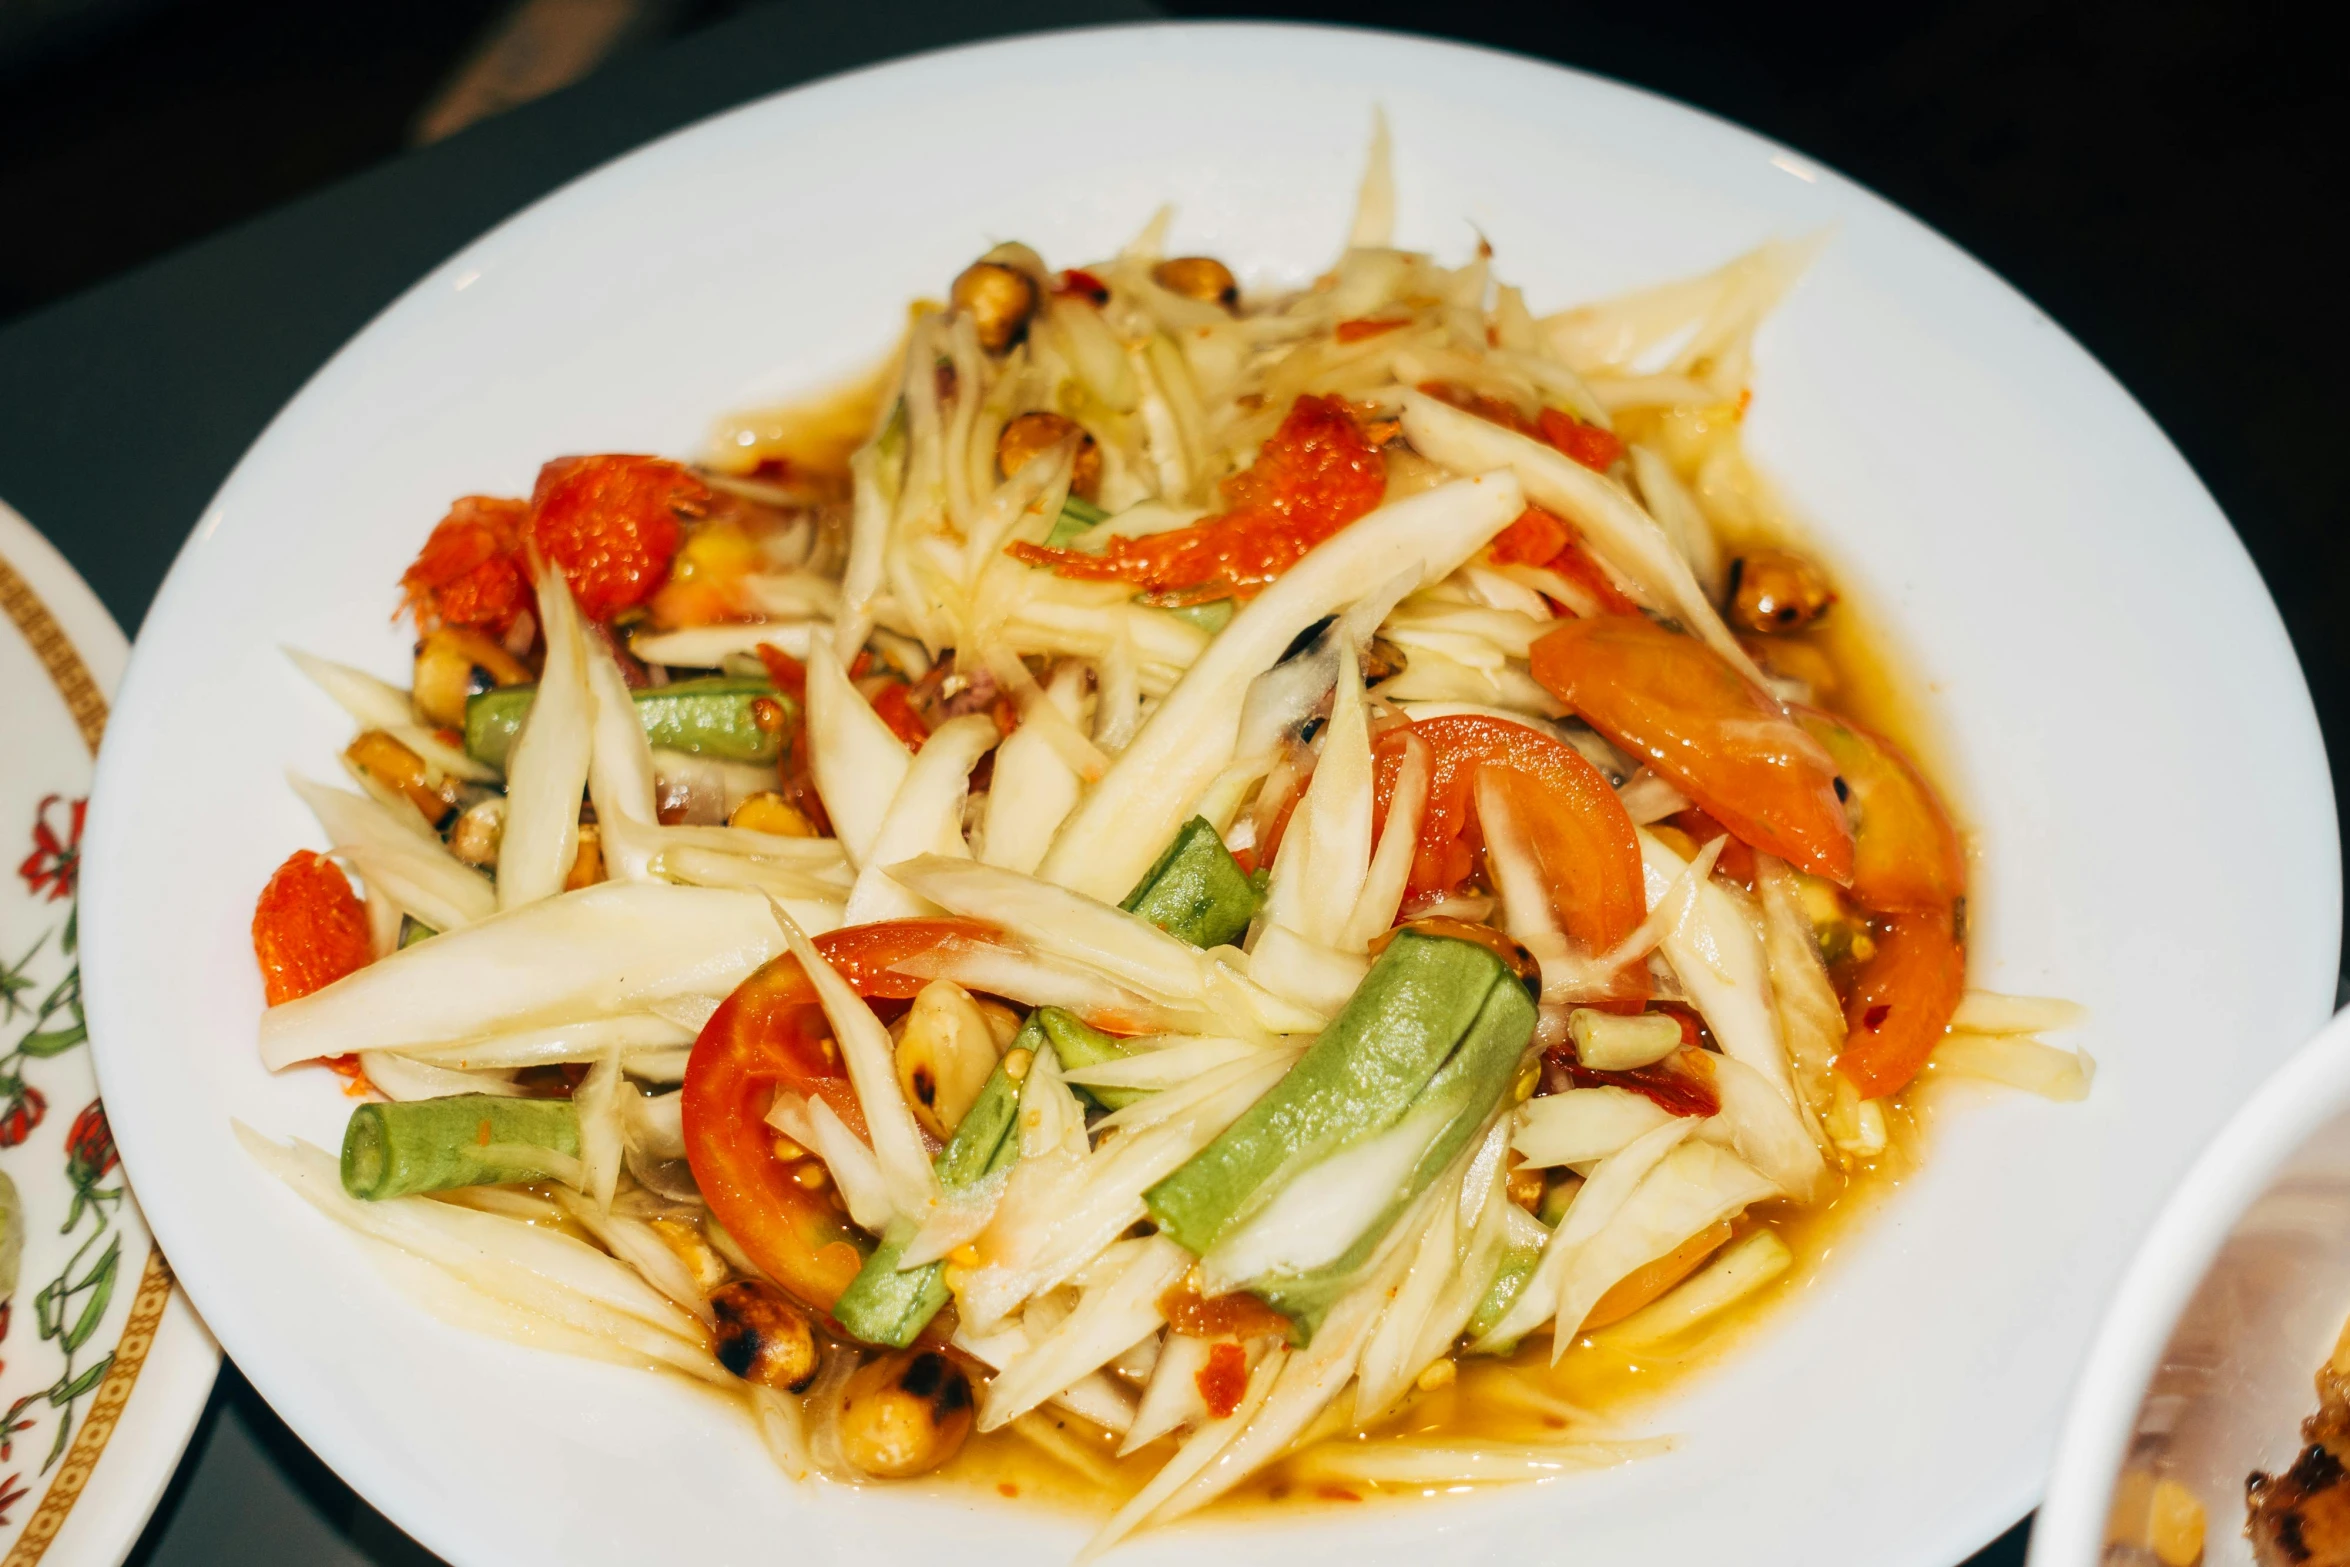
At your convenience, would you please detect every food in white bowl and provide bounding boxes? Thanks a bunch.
[234,132,2100,1546]
[2035,1012,2350,1567]
[77,25,2338,1567]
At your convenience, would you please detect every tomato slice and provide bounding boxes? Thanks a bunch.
[1835,905,1965,1099]
[1793,707,1963,914]
[251,849,373,1005]
[528,454,708,621]
[399,495,531,636]
[1529,615,1854,883]
[680,918,998,1313]
[1370,714,1645,968]
[1007,394,1385,597]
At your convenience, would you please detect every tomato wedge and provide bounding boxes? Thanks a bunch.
[1793,707,1963,914]
[681,918,999,1313]
[1529,615,1854,883]
[1370,714,1645,971]
[1836,905,1966,1099]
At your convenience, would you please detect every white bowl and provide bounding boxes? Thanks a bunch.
[77,22,2340,1567]
[2034,1008,2350,1566]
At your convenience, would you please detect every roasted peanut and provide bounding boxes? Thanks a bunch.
[447,796,504,866]
[836,1349,975,1478]
[951,261,1038,353]
[413,626,532,729]
[1152,256,1239,309]
[995,411,1102,501]
[1727,548,1835,634]
[709,1279,818,1392]
[894,979,1001,1141]
[345,731,465,830]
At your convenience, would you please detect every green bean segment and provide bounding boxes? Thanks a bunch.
[1247,976,1538,1334]
[465,677,792,771]
[1145,932,1525,1259]
[1030,1008,1141,1110]
[1044,494,1110,549]
[1120,815,1261,950]
[1467,1244,1542,1351]
[340,1094,580,1201]
[832,1048,1027,1347]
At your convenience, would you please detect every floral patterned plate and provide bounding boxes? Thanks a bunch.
[0,500,216,1567]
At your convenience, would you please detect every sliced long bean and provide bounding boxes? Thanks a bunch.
[1030,1008,1142,1111]
[1466,1245,1542,1349]
[1120,815,1261,950]
[340,1094,579,1200]
[1145,931,1523,1257]
[465,677,794,771]
[1247,975,1537,1334]
[832,1047,1027,1346]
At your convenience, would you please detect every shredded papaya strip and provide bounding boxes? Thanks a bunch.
[1007,394,1385,597]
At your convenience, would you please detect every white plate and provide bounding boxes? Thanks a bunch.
[2032,1007,2350,1567]
[75,23,2338,1567]
[0,499,218,1567]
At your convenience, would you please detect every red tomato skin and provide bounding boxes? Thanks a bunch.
[1370,714,1646,969]
[1530,615,1855,883]
[1535,407,1626,472]
[1836,905,1966,1098]
[252,850,373,1005]
[869,683,931,752]
[680,919,1002,1315]
[399,495,530,634]
[1666,806,1758,888]
[528,455,708,620]
[1488,506,1570,567]
[1793,706,1964,913]
[1008,395,1384,596]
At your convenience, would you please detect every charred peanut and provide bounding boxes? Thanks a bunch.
[995,411,1102,501]
[1506,1161,1547,1213]
[447,796,505,866]
[345,731,466,830]
[708,1279,818,1392]
[836,1350,975,1478]
[893,980,1002,1142]
[951,262,1038,353]
[1727,549,1836,634]
[729,791,818,838]
[412,626,533,729]
[1151,256,1239,309]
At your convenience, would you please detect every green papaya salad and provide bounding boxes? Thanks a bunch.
[238,129,2088,1542]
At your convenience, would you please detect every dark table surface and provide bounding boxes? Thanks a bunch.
[7,0,2328,1561]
